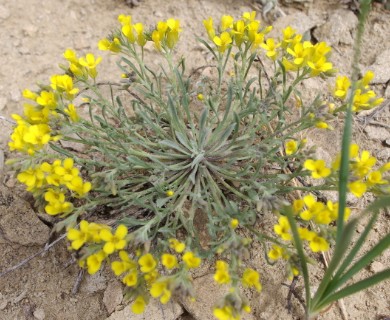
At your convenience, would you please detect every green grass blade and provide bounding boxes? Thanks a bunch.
[316,269,390,310]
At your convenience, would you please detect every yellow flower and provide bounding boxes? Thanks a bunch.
[161,253,178,269]
[214,260,230,284]
[118,14,131,26]
[230,218,239,229]
[348,180,367,198]
[261,38,280,60]
[361,70,374,87]
[111,250,137,276]
[44,188,73,215]
[36,91,57,109]
[182,251,201,269]
[133,23,147,47]
[213,32,232,53]
[267,244,286,261]
[99,225,128,254]
[220,15,234,31]
[150,280,171,304]
[300,194,326,221]
[367,171,387,186]
[63,49,78,64]
[50,74,79,100]
[66,176,92,197]
[242,268,262,292]
[138,253,157,273]
[315,121,329,129]
[334,75,351,100]
[292,198,304,214]
[197,93,204,101]
[169,238,185,253]
[98,37,121,53]
[213,306,239,320]
[166,18,181,49]
[131,296,146,314]
[67,220,92,250]
[79,53,102,79]
[285,140,297,155]
[309,236,329,253]
[274,216,291,241]
[281,26,297,48]
[17,167,45,191]
[122,269,138,287]
[298,227,316,241]
[307,57,333,76]
[304,159,331,179]
[22,89,38,101]
[203,17,215,41]
[351,150,376,178]
[166,190,174,197]
[64,103,80,122]
[86,250,106,274]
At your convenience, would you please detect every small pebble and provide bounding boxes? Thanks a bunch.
[33,308,45,320]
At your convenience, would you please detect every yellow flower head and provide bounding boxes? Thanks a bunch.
[111,250,136,276]
[98,38,121,53]
[267,244,287,261]
[150,279,171,304]
[230,218,239,229]
[348,180,367,198]
[138,253,157,273]
[220,15,234,31]
[304,159,331,179]
[274,216,291,241]
[285,140,297,155]
[242,268,262,292]
[203,17,215,41]
[169,238,186,253]
[182,251,201,269]
[213,32,232,53]
[86,250,106,274]
[131,295,146,314]
[214,260,230,284]
[161,253,178,269]
[99,225,128,254]
[309,235,329,253]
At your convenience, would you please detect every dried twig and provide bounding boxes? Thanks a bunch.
[0,233,66,278]
[282,277,306,312]
[72,269,85,295]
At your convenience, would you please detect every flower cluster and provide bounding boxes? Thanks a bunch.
[17,158,91,215]
[333,144,390,197]
[8,9,388,320]
[99,15,181,54]
[67,225,201,315]
[334,71,384,112]
[204,11,272,53]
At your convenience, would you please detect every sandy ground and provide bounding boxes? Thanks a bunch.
[0,0,389,319]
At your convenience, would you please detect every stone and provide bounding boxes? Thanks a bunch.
[10,87,21,102]
[270,12,323,38]
[365,49,390,84]
[364,125,390,141]
[0,185,50,246]
[313,9,358,45]
[0,97,7,110]
[370,261,385,273]
[80,272,107,293]
[22,25,38,37]
[103,281,123,314]
[106,298,183,320]
[33,307,46,320]
[181,274,255,320]
[376,148,390,161]
[0,5,10,21]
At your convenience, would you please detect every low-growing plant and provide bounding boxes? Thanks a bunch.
[6,1,390,319]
